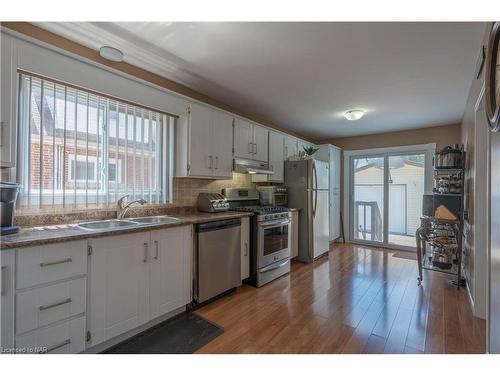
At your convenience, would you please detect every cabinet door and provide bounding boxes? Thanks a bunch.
[253,124,269,162]
[212,110,234,179]
[284,136,298,160]
[1,35,16,167]
[89,233,150,346]
[149,226,192,320]
[189,102,214,177]
[330,146,341,240]
[233,119,254,160]
[1,250,15,350]
[268,131,284,182]
[240,217,250,280]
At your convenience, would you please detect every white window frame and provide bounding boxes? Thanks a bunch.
[343,143,436,251]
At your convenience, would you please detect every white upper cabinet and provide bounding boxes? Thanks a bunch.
[233,119,254,160]
[268,131,285,182]
[176,102,234,179]
[253,124,269,162]
[284,136,298,160]
[188,102,213,177]
[211,110,234,178]
[1,35,16,167]
[234,119,269,162]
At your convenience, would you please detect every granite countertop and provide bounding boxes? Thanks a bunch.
[0,211,253,250]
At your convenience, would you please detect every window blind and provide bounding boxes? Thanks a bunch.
[17,72,172,209]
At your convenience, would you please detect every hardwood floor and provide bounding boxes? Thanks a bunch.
[195,243,486,354]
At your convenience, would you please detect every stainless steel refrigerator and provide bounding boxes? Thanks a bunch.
[285,159,330,262]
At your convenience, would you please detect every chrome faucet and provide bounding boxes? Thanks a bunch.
[117,194,147,219]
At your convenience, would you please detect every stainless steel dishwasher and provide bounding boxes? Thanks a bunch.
[194,218,241,304]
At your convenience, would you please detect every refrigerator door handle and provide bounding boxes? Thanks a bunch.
[313,190,318,218]
[312,161,318,190]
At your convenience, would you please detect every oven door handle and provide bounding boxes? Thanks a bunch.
[259,220,290,228]
[260,259,289,273]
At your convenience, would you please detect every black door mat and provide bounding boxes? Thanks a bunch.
[103,312,223,354]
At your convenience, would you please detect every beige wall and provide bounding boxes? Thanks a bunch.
[325,123,461,151]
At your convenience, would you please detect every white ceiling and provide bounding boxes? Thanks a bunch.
[35,22,486,140]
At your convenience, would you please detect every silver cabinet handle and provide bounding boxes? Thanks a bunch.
[40,258,72,267]
[154,240,159,260]
[143,243,148,263]
[1,266,7,297]
[244,243,248,256]
[40,339,71,354]
[214,156,218,170]
[39,297,72,311]
[248,142,253,154]
[253,143,257,154]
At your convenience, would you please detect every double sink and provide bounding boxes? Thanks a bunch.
[77,216,180,231]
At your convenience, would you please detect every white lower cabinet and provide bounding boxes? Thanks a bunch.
[16,277,86,335]
[88,226,192,347]
[1,250,15,351]
[89,232,150,346]
[16,316,86,354]
[149,226,192,320]
[240,217,250,280]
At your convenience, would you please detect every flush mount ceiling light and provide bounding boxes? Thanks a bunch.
[343,109,365,121]
[99,46,124,62]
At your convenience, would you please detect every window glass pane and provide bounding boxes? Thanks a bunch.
[18,73,169,208]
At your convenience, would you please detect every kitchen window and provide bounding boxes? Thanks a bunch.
[17,72,173,208]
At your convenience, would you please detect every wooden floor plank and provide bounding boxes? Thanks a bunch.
[196,243,486,354]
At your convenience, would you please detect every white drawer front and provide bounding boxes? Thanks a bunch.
[16,316,86,354]
[17,241,87,289]
[16,277,86,335]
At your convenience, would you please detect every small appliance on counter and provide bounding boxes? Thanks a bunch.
[197,193,230,213]
[256,185,288,207]
[1,182,21,235]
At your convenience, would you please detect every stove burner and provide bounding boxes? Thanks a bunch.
[232,206,290,215]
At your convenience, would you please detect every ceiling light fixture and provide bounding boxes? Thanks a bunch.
[344,109,365,121]
[99,46,124,62]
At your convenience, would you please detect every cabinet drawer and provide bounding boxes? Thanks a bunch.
[16,241,87,289]
[16,277,86,335]
[16,316,86,354]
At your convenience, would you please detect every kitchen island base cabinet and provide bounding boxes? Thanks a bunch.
[88,226,192,348]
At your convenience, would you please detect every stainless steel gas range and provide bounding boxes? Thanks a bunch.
[223,188,291,287]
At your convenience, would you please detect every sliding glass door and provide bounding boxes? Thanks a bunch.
[352,156,385,244]
[349,148,431,250]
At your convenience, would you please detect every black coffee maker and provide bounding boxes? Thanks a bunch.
[0,182,21,235]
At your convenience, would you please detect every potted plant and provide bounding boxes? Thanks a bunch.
[299,145,320,160]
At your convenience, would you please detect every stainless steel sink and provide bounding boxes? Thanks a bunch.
[77,219,137,230]
[130,216,180,224]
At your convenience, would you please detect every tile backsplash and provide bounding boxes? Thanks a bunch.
[173,173,255,207]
